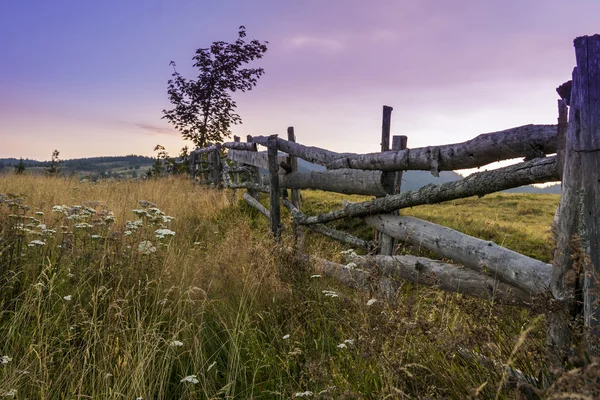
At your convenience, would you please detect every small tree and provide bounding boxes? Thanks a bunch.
[162,26,268,148]
[14,158,25,175]
[45,150,62,176]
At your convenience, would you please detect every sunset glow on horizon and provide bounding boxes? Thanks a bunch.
[1,0,599,161]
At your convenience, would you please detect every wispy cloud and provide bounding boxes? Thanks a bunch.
[134,123,178,136]
[286,35,344,52]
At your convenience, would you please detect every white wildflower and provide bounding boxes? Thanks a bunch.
[155,228,175,239]
[366,298,377,306]
[74,223,93,229]
[207,361,217,372]
[52,205,68,214]
[138,241,156,255]
[180,375,199,384]
[310,274,321,279]
[294,391,313,398]
[35,211,44,216]
[1,355,12,364]
[169,340,184,347]
[322,290,339,298]
[162,215,175,223]
[282,334,290,340]
[344,262,357,270]
[344,339,354,345]
[63,295,72,301]
[125,220,143,231]
[41,228,56,236]
[193,242,202,246]
[28,240,45,247]
[336,343,347,349]
[132,209,147,215]
[124,230,133,236]
[91,235,102,240]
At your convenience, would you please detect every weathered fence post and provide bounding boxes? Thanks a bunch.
[189,150,196,181]
[287,127,301,209]
[378,105,395,255]
[246,135,260,199]
[379,135,409,256]
[213,144,222,188]
[267,134,282,240]
[550,34,600,362]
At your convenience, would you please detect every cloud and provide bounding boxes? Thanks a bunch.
[134,123,178,136]
[285,35,344,52]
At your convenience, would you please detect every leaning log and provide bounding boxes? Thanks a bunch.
[282,199,373,250]
[243,193,270,219]
[250,135,354,166]
[223,141,257,151]
[280,169,388,196]
[364,215,551,295]
[344,254,532,306]
[294,156,559,226]
[327,124,557,174]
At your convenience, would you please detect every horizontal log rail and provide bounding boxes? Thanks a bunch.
[343,254,532,306]
[328,124,557,174]
[293,156,559,226]
[364,215,551,295]
[223,141,257,151]
[280,169,388,196]
[282,199,373,250]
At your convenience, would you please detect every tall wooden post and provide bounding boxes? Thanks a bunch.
[267,135,282,240]
[378,105,395,255]
[550,34,600,361]
[287,127,301,208]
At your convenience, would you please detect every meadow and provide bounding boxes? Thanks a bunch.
[1,174,593,399]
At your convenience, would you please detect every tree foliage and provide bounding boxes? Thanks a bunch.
[162,26,268,148]
[14,158,25,175]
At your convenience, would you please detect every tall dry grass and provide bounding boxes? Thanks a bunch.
[1,174,595,398]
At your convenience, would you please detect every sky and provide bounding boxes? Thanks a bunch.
[1,0,599,164]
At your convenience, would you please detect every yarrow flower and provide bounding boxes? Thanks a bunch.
[282,334,290,340]
[155,229,175,239]
[1,355,12,364]
[310,274,321,279]
[206,361,217,372]
[169,340,184,347]
[63,295,72,301]
[180,375,199,384]
[138,241,157,255]
[74,223,93,229]
[28,240,45,247]
[322,290,339,298]
[294,391,313,398]
[366,298,377,306]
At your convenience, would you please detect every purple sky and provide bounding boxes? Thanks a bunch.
[1,0,599,162]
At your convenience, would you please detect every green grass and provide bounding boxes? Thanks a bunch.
[1,175,595,398]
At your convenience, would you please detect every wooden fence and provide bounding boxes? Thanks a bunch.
[182,35,600,364]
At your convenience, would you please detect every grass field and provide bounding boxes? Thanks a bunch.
[0,174,594,399]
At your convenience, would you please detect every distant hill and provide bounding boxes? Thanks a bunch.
[0,155,155,178]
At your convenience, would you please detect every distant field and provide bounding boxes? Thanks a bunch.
[1,175,584,398]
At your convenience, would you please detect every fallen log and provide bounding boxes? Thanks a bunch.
[364,215,551,295]
[280,169,388,196]
[294,156,559,226]
[228,182,269,193]
[343,253,532,306]
[327,124,557,174]
[282,199,374,250]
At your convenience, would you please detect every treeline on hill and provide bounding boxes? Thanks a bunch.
[0,155,155,178]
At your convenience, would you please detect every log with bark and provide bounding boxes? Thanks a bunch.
[250,135,354,166]
[280,169,388,196]
[243,193,270,219]
[327,124,557,174]
[343,253,532,306]
[282,199,374,250]
[364,215,551,295]
[293,156,559,226]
